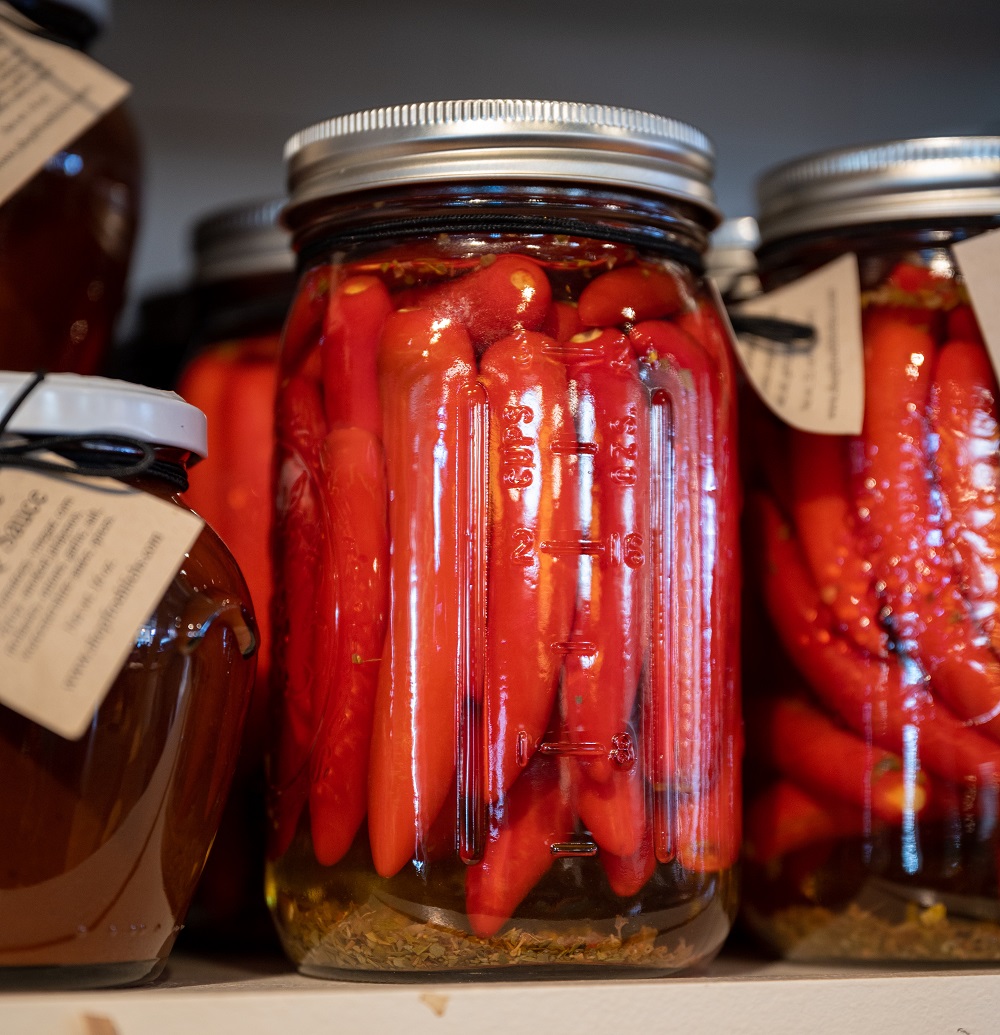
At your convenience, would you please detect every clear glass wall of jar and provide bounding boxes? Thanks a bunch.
[741,137,1000,962]
[0,1,141,375]
[266,99,742,979]
[0,372,257,988]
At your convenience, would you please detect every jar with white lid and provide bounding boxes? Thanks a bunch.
[741,137,1000,962]
[0,371,257,988]
[266,99,742,979]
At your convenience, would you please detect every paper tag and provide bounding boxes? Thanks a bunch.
[953,228,1000,378]
[0,466,203,739]
[732,253,865,434]
[0,13,130,207]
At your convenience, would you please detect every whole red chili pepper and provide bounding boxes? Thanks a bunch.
[749,695,928,822]
[600,830,656,898]
[477,329,577,803]
[577,263,685,328]
[674,760,740,873]
[368,308,476,878]
[788,429,886,657]
[930,337,1000,652]
[309,426,390,866]
[280,263,330,373]
[755,490,1000,787]
[268,370,332,858]
[540,300,583,342]
[321,274,392,437]
[408,253,552,352]
[562,327,650,857]
[629,315,740,868]
[745,780,865,867]
[855,310,1000,739]
[465,754,573,938]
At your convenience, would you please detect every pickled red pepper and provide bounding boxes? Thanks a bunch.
[564,326,650,860]
[369,308,476,878]
[855,310,1000,737]
[477,329,577,802]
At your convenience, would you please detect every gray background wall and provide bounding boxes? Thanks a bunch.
[91,0,1000,317]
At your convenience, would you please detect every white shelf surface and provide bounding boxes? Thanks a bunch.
[2,950,999,1035]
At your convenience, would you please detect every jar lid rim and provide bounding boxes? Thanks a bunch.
[192,197,294,284]
[756,135,1000,242]
[0,372,207,459]
[283,99,719,225]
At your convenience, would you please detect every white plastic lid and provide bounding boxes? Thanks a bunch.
[0,372,207,458]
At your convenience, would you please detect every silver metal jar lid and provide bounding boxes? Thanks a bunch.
[192,197,294,284]
[0,372,207,459]
[283,99,719,226]
[756,136,1000,244]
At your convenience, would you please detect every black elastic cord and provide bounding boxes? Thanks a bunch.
[727,312,818,351]
[0,371,189,491]
[298,212,706,274]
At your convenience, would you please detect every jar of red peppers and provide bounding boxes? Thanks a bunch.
[266,99,742,978]
[741,136,1000,961]
[0,0,141,375]
[174,197,294,949]
[0,371,257,988]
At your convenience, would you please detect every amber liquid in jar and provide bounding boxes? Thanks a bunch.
[0,102,141,375]
[0,459,257,988]
[741,235,1000,962]
[266,222,741,978]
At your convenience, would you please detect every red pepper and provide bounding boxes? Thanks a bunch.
[855,310,1000,738]
[674,760,740,873]
[630,316,740,869]
[477,330,577,802]
[755,490,1000,787]
[368,308,476,878]
[540,300,583,342]
[562,328,650,857]
[465,754,573,938]
[745,780,865,867]
[600,830,656,898]
[749,695,928,822]
[930,337,1000,652]
[280,263,330,373]
[788,429,886,657]
[947,304,986,346]
[577,263,685,328]
[321,274,392,437]
[268,371,332,858]
[409,253,552,352]
[309,426,389,866]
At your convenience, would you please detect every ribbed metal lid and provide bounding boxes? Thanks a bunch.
[0,372,207,458]
[192,197,294,284]
[284,99,719,225]
[756,136,1000,244]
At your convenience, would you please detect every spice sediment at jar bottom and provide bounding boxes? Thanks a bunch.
[266,98,742,978]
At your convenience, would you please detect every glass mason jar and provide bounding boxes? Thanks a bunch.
[0,372,257,988]
[0,0,142,375]
[741,137,1000,962]
[266,99,742,979]
[174,197,294,950]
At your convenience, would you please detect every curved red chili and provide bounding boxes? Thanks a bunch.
[577,263,684,328]
[368,308,475,878]
[477,329,577,803]
[309,426,389,866]
[855,310,1000,738]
